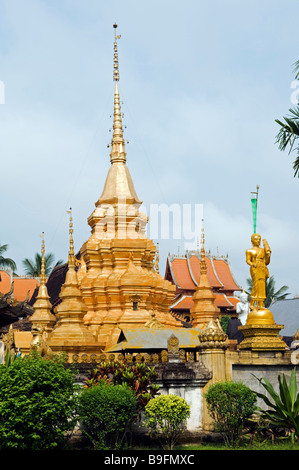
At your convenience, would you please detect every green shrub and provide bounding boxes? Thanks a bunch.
[144,394,190,450]
[205,381,257,446]
[78,382,138,449]
[84,361,160,414]
[254,367,299,442]
[0,351,78,450]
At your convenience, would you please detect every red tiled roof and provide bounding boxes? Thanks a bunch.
[226,296,239,307]
[167,254,240,293]
[0,271,40,302]
[189,255,223,288]
[171,295,195,310]
[214,293,235,308]
[212,259,240,292]
[171,258,196,290]
[170,293,237,310]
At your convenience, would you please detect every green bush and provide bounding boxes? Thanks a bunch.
[84,361,160,414]
[254,367,299,442]
[78,382,138,449]
[0,351,78,450]
[144,394,190,450]
[205,381,257,446]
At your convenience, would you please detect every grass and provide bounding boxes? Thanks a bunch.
[132,438,299,451]
[181,439,299,450]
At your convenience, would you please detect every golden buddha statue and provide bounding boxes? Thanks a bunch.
[239,232,285,350]
[246,233,271,310]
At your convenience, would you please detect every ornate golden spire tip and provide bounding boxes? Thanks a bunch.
[40,232,46,284]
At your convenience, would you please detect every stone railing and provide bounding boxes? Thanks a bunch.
[47,348,200,365]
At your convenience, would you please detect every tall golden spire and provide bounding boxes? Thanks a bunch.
[110,23,126,165]
[96,23,141,207]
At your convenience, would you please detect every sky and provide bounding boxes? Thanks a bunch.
[0,0,299,298]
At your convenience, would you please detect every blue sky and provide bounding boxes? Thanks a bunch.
[0,0,299,297]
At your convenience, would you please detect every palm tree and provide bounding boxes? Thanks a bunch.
[275,60,299,177]
[22,253,64,277]
[246,275,290,308]
[0,243,17,273]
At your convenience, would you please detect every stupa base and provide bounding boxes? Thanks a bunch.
[46,343,101,363]
[239,309,285,351]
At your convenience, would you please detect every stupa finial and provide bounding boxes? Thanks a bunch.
[155,242,160,274]
[67,208,75,269]
[113,23,121,82]
[200,219,207,275]
[110,23,126,164]
[40,232,46,284]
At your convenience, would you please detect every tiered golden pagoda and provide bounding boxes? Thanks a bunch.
[190,223,220,328]
[77,25,178,350]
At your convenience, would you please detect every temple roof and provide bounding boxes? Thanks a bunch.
[170,293,239,311]
[0,272,35,331]
[165,252,240,313]
[165,253,240,294]
[0,270,40,303]
[106,327,202,352]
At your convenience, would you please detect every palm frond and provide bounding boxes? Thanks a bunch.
[275,105,299,177]
[22,252,63,277]
[293,59,299,79]
[0,243,17,272]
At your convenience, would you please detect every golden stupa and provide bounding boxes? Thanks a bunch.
[47,210,97,354]
[74,24,178,350]
[190,223,220,328]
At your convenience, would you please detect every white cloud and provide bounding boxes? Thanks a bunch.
[0,0,298,298]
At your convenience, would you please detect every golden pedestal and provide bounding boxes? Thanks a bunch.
[238,307,286,351]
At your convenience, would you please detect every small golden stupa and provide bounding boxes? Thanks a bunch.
[29,233,56,355]
[47,210,97,355]
[190,222,220,328]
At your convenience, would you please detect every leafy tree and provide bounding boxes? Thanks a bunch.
[205,381,257,447]
[220,314,230,333]
[144,394,190,450]
[275,60,299,177]
[22,252,63,277]
[0,243,17,273]
[78,382,138,450]
[246,275,290,307]
[254,368,299,443]
[0,351,78,450]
